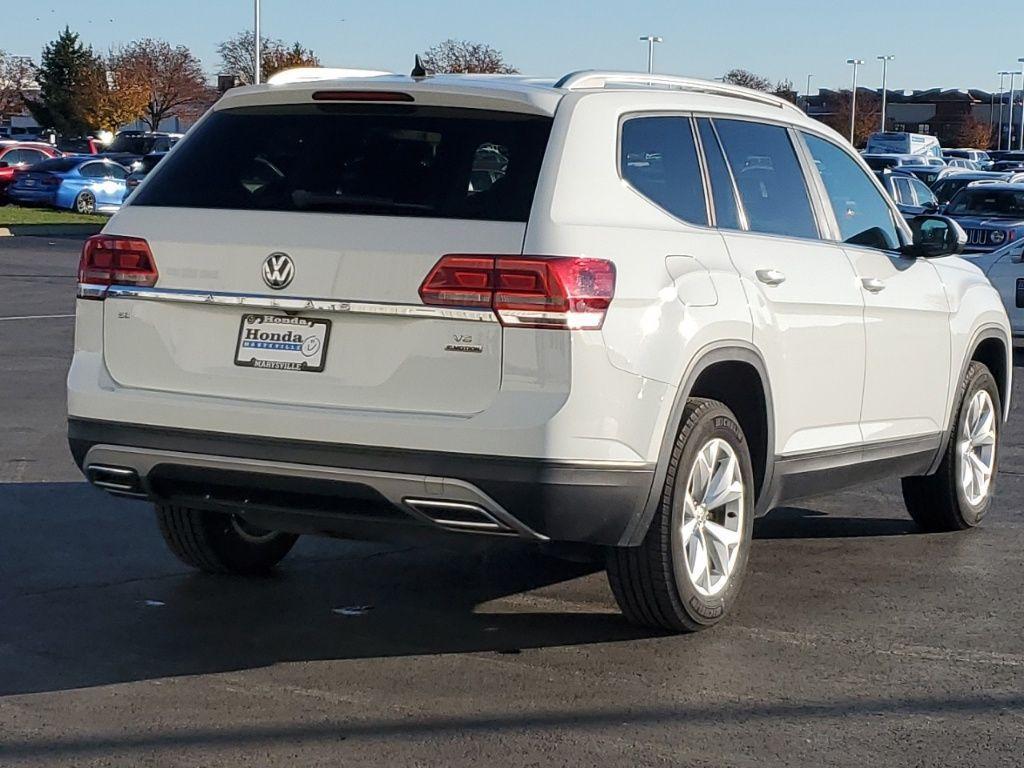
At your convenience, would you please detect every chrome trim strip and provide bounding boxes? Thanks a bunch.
[89,285,499,323]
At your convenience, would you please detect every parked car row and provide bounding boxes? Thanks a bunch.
[0,131,174,214]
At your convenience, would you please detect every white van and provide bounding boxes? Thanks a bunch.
[866,131,943,159]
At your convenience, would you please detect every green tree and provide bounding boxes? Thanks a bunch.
[24,27,99,135]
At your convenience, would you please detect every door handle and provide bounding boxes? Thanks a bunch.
[755,269,786,286]
[861,277,886,293]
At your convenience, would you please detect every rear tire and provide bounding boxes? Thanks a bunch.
[155,504,298,575]
[902,361,1000,532]
[74,191,96,215]
[607,398,755,633]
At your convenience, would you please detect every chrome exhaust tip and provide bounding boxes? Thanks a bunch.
[86,464,145,497]
[404,498,514,534]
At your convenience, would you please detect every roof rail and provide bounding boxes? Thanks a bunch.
[554,70,800,112]
[266,67,395,86]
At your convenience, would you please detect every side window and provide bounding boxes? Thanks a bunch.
[802,133,901,250]
[893,176,915,205]
[79,163,106,178]
[620,116,708,225]
[21,149,44,165]
[696,118,741,230]
[106,164,128,180]
[713,119,818,239]
[908,177,937,207]
[3,149,27,165]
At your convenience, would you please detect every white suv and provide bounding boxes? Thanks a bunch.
[68,70,1012,632]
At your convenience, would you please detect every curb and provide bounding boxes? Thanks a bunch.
[0,223,103,238]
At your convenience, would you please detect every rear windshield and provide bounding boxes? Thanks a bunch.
[108,134,158,155]
[29,158,80,173]
[864,156,898,171]
[947,189,1024,218]
[132,104,553,222]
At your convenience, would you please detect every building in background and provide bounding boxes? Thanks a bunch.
[806,87,1017,148]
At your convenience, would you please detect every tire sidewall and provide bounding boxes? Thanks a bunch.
[667,405,755,627]
[953,366,1000,525]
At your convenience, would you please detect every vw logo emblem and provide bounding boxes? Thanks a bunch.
[262,253,294,290]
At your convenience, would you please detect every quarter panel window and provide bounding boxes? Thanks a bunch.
[893,176,915,205]
[696,118,740,230]
[713,119,818,239]
[620,116,708,226]
[803,133,901,250]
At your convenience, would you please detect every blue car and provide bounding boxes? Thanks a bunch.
[8,156,128,214]
[943,183,1024,253]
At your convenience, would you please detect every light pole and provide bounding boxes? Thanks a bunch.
[998,71,1012,150]
[804,74,813,112]
[1018,58,1024,150]
[254,0,262,84]
[1009,72,1019,150]
[877,55,895,132]
[639,35,663,74]
[847,59,865,145]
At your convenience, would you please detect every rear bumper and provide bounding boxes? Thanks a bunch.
[69,418,656,546]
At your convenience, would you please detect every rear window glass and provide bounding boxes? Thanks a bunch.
[29,158,80,173]
[133,105,552,222]
[620,116,708,225]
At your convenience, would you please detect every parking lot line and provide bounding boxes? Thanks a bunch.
[0,313,74,321]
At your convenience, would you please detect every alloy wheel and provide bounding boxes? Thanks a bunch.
[675,438,745,597]
[959,389,997,506]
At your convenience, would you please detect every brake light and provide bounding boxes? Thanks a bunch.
[78,235,158,296]
[419,255,616,330]
[311,91,414,102]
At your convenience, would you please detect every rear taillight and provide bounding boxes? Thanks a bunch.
[419,255,616,330]
[77,235,158,297]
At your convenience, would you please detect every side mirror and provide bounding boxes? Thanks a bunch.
[903,215,967,258]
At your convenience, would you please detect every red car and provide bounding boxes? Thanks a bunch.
[0,141,62,197]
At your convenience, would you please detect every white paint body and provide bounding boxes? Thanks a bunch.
[69,74,1012,475]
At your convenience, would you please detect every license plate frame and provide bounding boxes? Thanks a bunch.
[234,314,331,373]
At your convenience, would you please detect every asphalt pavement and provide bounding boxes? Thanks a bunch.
[1,236,1023,767]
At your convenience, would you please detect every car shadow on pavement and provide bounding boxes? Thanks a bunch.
[0,482,664,697]
[0,480,963,698]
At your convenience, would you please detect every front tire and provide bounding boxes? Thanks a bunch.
[902,361,1000,532]
[155,504,298,575]
[74,191,96,215]
[607,398,755,632]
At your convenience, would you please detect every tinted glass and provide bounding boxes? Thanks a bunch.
[893,176,915,205]
[621,116,707,225]
[106,164,128,179]
[108,134,157,155]
[134,105,552,222]
[803,134,900,250]
[908,177,937,206]
[932,177,972,203]
[947,189,1024,217]
[696,118,740,229]
[864,156,898,171]
[79,163,108,178]
[715,119,817,239]
[2,149,25,164]
[30,158,80,173]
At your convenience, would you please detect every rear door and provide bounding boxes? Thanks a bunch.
[103,102,552,416]
[706,117,867,455]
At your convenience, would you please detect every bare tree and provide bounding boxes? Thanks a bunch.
[218,32,320,85]
[954,116,994,150]
[113,40,209,130]
[421,39,517,74]
[722,69,773,92]
[262,42,320,80]
[818,91,881,147]
[0,51,35,116]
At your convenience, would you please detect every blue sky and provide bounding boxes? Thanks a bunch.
[3,0,1022,94]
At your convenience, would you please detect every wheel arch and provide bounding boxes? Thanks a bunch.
[620,341,776,547]
[926,323,1012,475]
